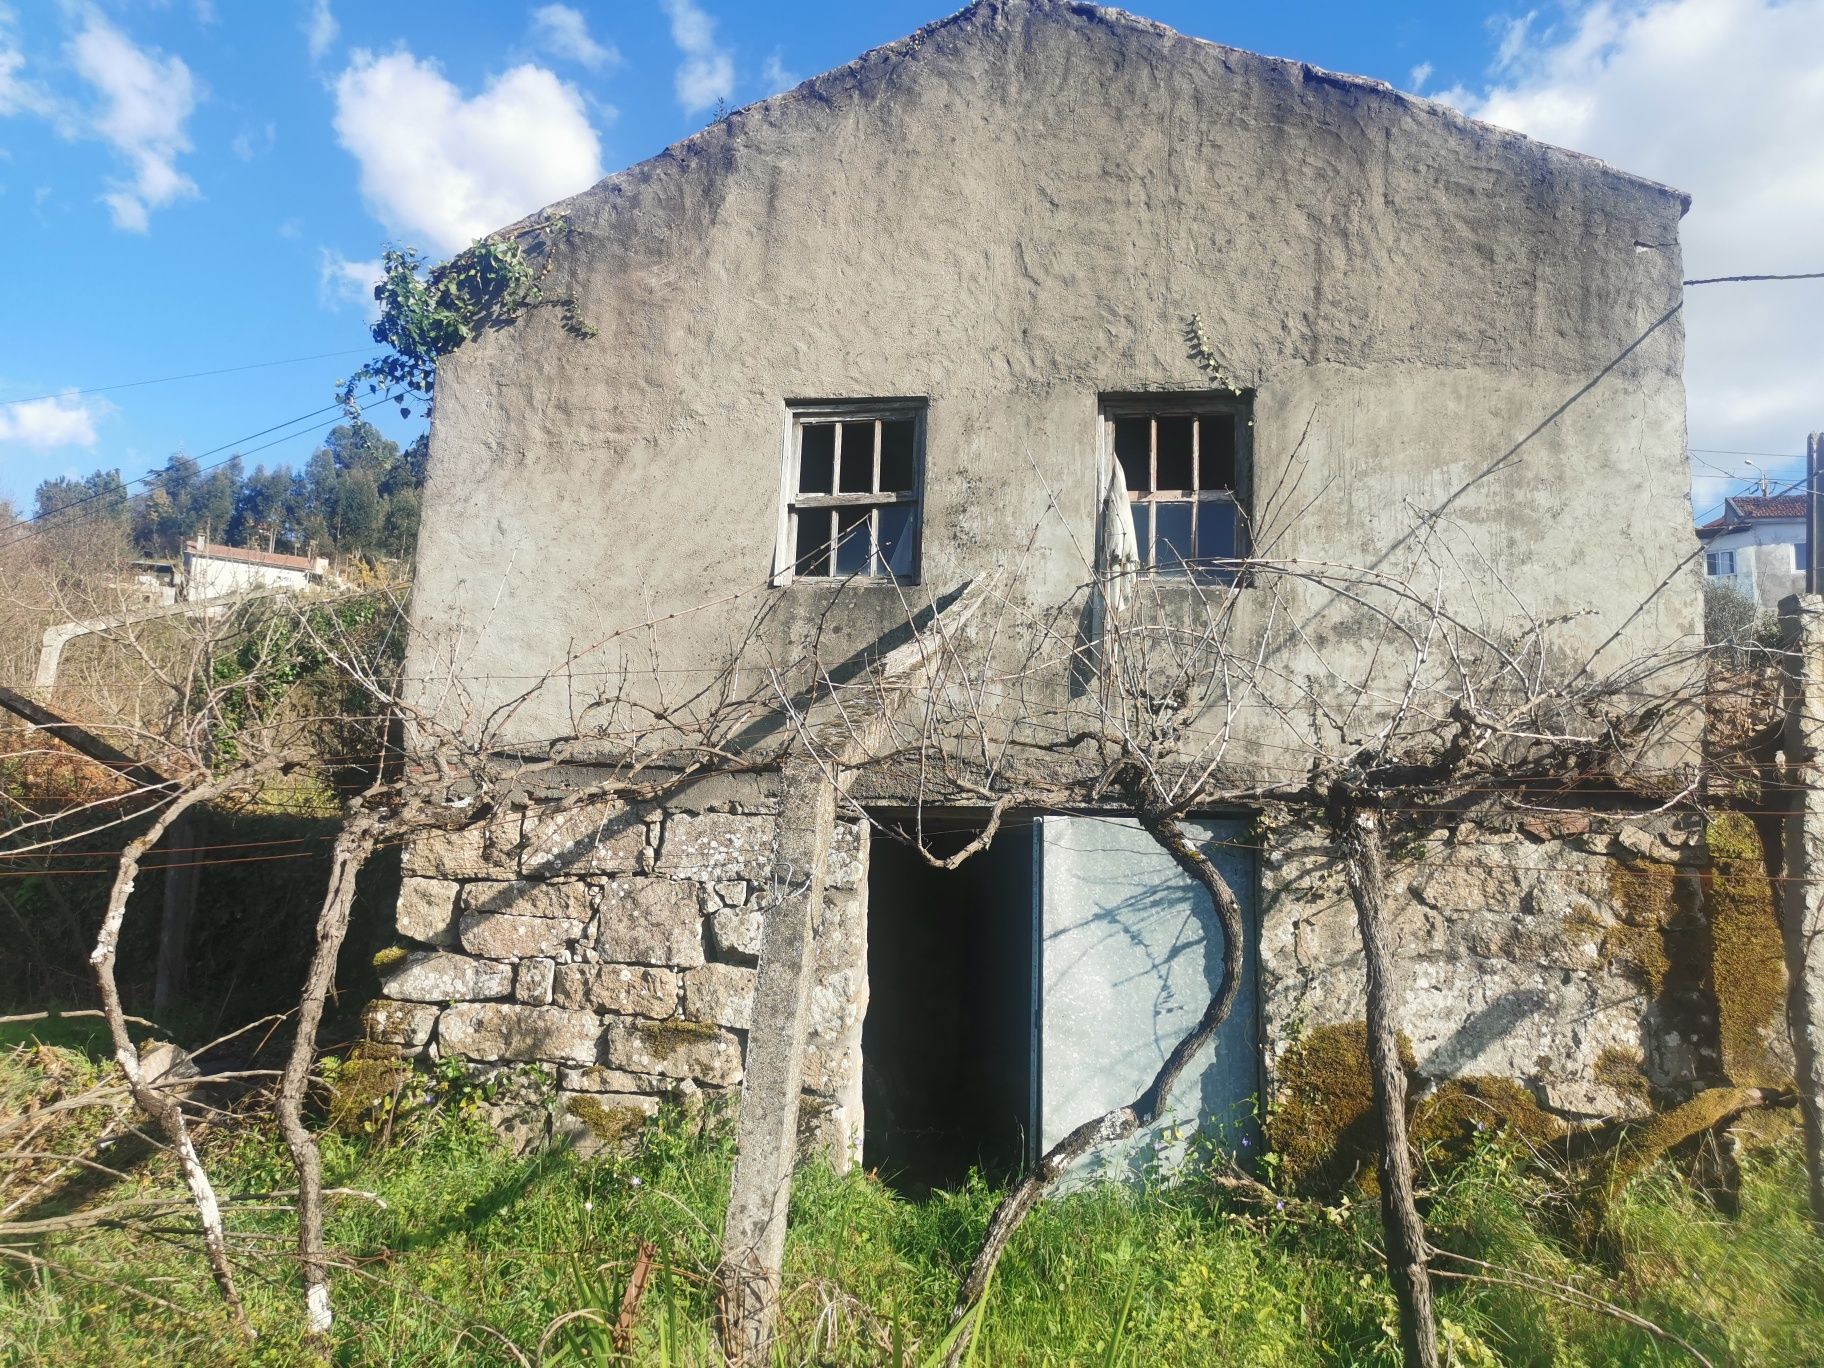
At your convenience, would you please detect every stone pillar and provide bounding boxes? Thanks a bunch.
[1780,593,1824,1227]
[717,760,838,1363]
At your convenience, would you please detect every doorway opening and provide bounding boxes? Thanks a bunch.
[861,813,1034,1194]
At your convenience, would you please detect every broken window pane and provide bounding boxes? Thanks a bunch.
[794,510,832,577]
[834,507,871,575]
[799,423,835,494]
[1154,503,1193,570]
[1113,417,1151,494]
[878,503,916,577]
[838,421,877,493]
[1155,416,1194,491]
[879,420,917,493]
[1198,414,1236,491]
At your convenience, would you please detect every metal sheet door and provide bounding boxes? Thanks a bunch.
[1035,815,1259,1181]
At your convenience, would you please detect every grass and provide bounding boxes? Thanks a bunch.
[3,1038,1823,1367]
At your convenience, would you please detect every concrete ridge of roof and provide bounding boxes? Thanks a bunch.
[498,0,1688,246]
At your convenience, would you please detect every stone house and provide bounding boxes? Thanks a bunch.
[374,2,1731,1181]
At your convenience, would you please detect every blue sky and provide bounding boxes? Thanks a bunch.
[2,0,1820,523]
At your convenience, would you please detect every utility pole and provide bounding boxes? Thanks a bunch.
[1809,432,1822,595]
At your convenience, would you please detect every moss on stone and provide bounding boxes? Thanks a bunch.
[328,1042,408,1133]
[565,1095,650,1146]
[371,945,410,971]
[1590,1086,1769,1215]
[1410,1076,1565,1168]
[1603,862,1676,994]
[640,1018,719,1053]
[1266,1022,1413,1196]
[1704,813,1788,1087]
[1593,1046,1651,1107]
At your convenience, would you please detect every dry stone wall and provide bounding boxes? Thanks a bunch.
[369,800,867,1160]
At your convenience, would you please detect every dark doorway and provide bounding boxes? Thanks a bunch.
[862,814,1034,1193]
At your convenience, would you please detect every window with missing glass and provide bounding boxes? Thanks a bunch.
[1104,396,1251,577]
[777,401,925,583]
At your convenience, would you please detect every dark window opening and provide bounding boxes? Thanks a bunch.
[1105,397,1252,578]
[781,402,925,583]
[863,815,1034,1194]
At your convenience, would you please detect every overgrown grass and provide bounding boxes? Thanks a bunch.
[3,1040,1822,1366]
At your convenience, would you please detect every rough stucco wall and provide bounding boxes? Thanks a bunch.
[402,0,1698,764]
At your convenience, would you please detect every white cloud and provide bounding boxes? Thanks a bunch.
[231,121,274,161]
[531,4,618,71]
[0,8,54,118]
[304,0,337,64]
[1436,0,1824,504]
[0,393,103,449]
[662,0,733,114]
[318,248,383,317]
[1406,60,1432,91]
[333,48,603,256]
[761,49,799,94]
[67,11,199,231]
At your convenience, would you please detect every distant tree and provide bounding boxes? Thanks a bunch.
[34,470,128,526]
[334,468,382,552]
[38,421,428,566]
[227,465,294,551]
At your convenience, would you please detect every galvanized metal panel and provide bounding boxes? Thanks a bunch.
[1035,815,1259,1180]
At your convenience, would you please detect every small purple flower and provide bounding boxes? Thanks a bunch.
[1276,1200,1286,1212]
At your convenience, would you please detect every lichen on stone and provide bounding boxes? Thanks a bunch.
[1703,813,1788,1087]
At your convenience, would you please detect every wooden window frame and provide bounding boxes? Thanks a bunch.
[1100,393,1253,581]
[774,399,928,586]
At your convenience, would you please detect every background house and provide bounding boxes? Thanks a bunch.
[181,536,332,600]
[1699,492,1807,612]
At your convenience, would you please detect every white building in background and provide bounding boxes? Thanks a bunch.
[1698,494,1807,613]
[181,537,332,600]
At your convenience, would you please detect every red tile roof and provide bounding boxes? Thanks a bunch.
[184,541,320,572]
[1725,494,1807,519]
[1698,493,1808,536]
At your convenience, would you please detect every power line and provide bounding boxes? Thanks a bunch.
[1,348,374,410]
[1688,447,1806,460]
[1684,271,1824,286]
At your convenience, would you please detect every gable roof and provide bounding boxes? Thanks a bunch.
[501,0,1688,249]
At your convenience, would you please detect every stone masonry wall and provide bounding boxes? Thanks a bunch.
[376,797,1776,1160]
[1259,814,1724,1120]
[368,799,867,1161]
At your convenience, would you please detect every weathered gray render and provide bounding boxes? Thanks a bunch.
[385,1,1717,1155]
